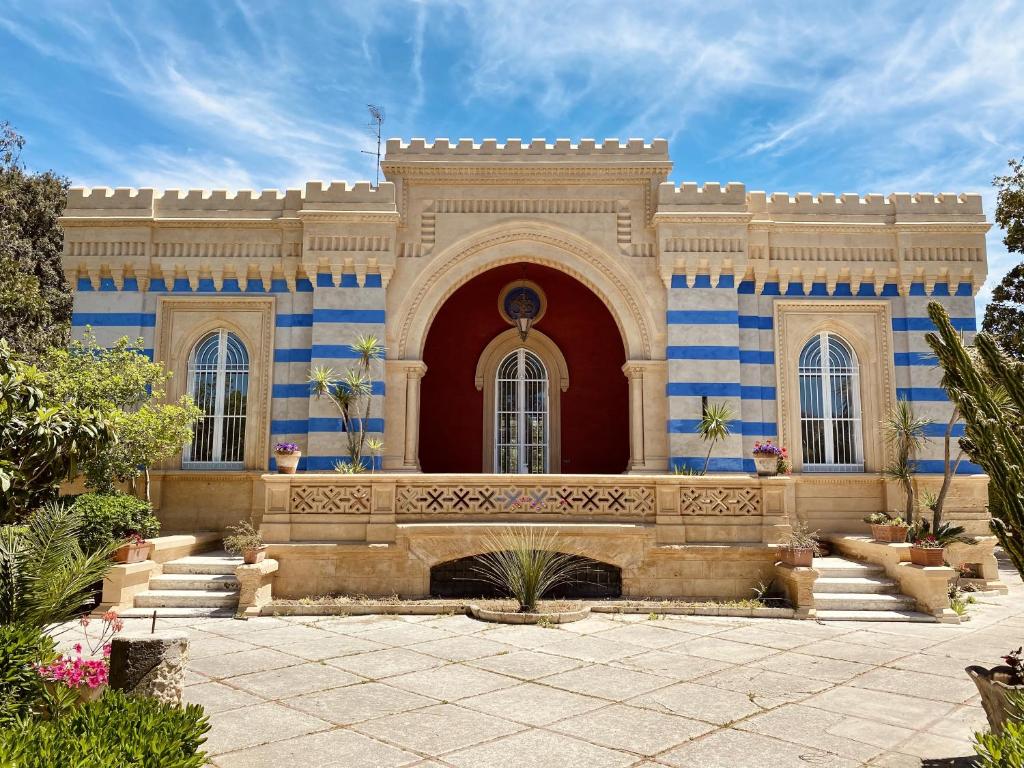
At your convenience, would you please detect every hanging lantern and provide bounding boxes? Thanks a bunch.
[509,284,538,341]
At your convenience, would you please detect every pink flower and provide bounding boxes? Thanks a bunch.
[73,643,82,654]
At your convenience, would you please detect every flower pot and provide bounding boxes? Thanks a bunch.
[113,541,152,564]
[778,547,814,567]
[870,524,908,543]
[243,546,267,564]
[275,450,301,474]
[753,455,778,477]
[910,545,945,567]
[967,666,1024,734]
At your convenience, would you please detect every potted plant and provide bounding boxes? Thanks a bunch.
[908,520,967,566]
[777,521,821,567]
[863,512,909,543]
[223,519,267,564]
[112,532,152,564]
[752,440,784,477]
[968,647,1024,734]
[274,442,301,474]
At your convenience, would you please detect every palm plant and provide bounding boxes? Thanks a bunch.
[0,501,119,629]
[471,528,586,612]
[883,399,930,526]
[698,401,735,475]
[309,334,384,470]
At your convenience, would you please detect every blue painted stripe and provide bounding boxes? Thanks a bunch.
[693,275,712,288]
[893,317,976,332]
[667,419,777,437]
[913,459,983,474]
[718,274,735,289]
[667,346,739,360]
[666,310,739,324]
[666,383,776,400]
[741,385,776,400]
[955,282,972,297]
[72,312,156,327]
[922,422,966,438]
[896,387,949,402]
[269,419,310,434]
[299,455,382,471]
[739,350,774,365]
[738,315,773,330]
[894,352,936,366]
[274,348,313,363]
[276,314,313,327]
[272,381,386,398]
[311,344,363,359]
[271,418,385,434]
[312,309,386,324]
[737,280,755,295]
[670,275,688,289]
[76,277,93,291]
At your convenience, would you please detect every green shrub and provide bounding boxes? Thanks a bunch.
[0,690,209,768]
[975,719,1024,767]
[0,623,55,727]
[71,493,160,553]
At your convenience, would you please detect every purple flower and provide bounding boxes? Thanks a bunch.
[275,442,300,454]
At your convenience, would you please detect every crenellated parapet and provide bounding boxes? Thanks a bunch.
[384,137,670,162]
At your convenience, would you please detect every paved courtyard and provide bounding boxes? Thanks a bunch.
[134,561,1022,767]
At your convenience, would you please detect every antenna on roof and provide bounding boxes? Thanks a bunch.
[361,105,385,186]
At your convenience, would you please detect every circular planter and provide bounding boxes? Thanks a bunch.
[113,541,152,564]
[910,545,945,567]
[967,666,1024,734]
[275,451,301,474]
[243,546,268,564]
[468,604,590,625]
[753,455,778,477]
[870,524,909,543]
[777,547,814,567]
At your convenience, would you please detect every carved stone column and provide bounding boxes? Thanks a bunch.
[622,361,649,472]
[399,361,428,471]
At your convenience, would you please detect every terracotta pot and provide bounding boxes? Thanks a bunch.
[870,524,908,543]
[113,541,152,564]
[967,665,1024,734]
[753,455,778,477]
[243,546,267,564]
[910,545,945,567]
[276,450,301,474]
[778,547,814,567]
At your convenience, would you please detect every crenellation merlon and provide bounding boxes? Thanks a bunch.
[658,182,747,207]
[65,187,155,217]
[302,181,397,211]
[746,190,985,220]
[383,137,670,162]
[155,188,302,215]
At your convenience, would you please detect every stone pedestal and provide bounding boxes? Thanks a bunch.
[774,562,818,619]
[236,558,279,618]
[109,631,189,705]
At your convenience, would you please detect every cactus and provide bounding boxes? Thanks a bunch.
[925,301,1024,579]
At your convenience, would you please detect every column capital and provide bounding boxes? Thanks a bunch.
[388,359,428,378]
[621,359,666,379]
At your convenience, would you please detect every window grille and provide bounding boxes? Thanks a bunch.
[495,349,549,473]
[183,330,249,469]
[798,332,863,472]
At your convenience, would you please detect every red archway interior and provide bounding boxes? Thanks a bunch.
[419,262,629,473]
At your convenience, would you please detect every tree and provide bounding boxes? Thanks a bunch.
[983,157,1024,359]
[309,334,385,471]
[882,399,930,525]
[41,332,201,501]
[698,401,735,475]
[0,122,72,361]
[926,301,1024,580]
[0,340,114,523]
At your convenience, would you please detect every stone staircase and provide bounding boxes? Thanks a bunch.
[813,556,937,622]
[118,551,242,618]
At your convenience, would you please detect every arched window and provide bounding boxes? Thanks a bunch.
[798,332,863,472]
[495,349,549,473]
[183,330,249,468]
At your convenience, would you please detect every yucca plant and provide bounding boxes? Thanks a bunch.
[0,501,119,629]
[698,401,735,475]
[883,399,931,526]
[471,528,586,613]
[309,334,384,470]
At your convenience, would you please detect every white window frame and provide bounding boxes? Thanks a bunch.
[182,330,249,470]
[494,348,549,474]
[798,331,864,472]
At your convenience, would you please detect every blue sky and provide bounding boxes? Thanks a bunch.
[2,1,1022,316]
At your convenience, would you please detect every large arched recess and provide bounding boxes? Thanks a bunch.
[420,262,629,473]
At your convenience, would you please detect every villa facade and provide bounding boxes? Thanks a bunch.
[60,139,992,600]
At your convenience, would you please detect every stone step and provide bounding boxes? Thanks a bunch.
[816,609,938,623]
[148,573,240,591]
[813,592,917,611]
[814,556,885,579]
[161,552,241,576]
[134,589,240,609]
[117,607,236,619]
[814,576,898,594]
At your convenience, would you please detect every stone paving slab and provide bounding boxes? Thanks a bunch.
[143,557,1024,767]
